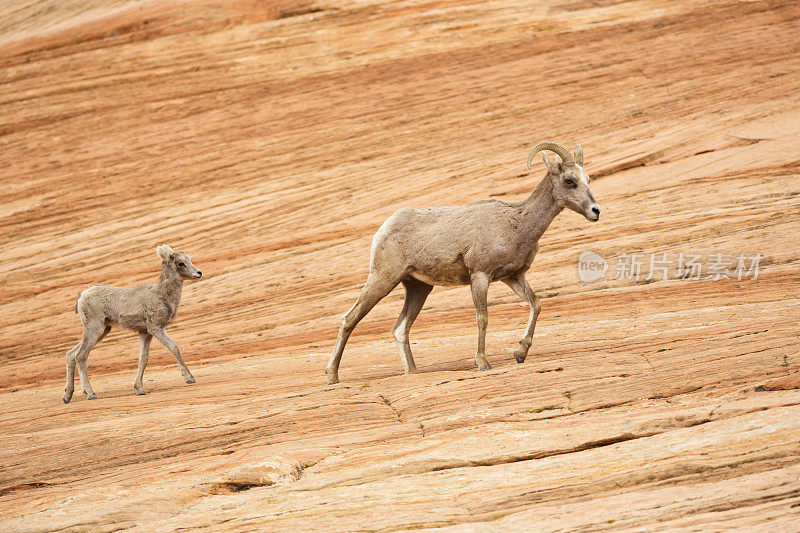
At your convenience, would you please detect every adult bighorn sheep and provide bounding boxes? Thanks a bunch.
[326,141,600,384]
[63,245,202,403]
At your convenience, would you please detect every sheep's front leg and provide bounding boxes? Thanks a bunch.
[503,275,541,363]
[149,327,195,384]
[134,333,152,394]
[470,272,492,371]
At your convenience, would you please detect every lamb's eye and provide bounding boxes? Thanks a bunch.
[177,262,186,268]
[564,179,576,188]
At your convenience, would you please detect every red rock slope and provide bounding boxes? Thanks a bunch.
[1,0,799,530]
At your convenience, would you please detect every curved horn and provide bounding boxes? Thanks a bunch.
[526,141,575,170]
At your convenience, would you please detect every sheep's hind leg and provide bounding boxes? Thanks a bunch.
[503,275,541,363]
[326,273,404,384]
[134,332,152,395]
[470,272,492,371]
[392,278,433,375]
[63,342,81,403]
[75,324,109,400]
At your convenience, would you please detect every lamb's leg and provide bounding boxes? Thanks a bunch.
[63,342,81,403]
[470,272,492,370]
[326,273,403,384]
[503,275,541,363]
[134,332,152,395]
[75,324,108,400]
[149,327,195,383]
[392,278,433,375]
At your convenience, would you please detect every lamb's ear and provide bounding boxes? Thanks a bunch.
[156,245,174,262]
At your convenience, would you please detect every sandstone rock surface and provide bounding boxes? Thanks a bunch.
[1,1,799,530]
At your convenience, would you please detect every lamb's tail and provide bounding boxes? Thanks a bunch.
[74,291,83,313]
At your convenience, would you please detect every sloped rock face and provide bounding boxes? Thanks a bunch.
[1,1,800,530]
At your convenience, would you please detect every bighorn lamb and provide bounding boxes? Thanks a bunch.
[63,245,202,403]
[326,141,600,384]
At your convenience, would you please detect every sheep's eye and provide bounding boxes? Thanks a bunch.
[564,179,576,188]
[177,262,186,268]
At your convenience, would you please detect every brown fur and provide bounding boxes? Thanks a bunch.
[326,143,601,384]
[62,245,203,403]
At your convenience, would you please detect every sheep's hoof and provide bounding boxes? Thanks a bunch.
[514,350,527,364]
[87,394,98,400]
[62,396,70,404]
[185,377,196,384]
[135,389,146,395]
[476,359,492,371]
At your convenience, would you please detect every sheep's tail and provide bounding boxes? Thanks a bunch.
[74,291,83,313]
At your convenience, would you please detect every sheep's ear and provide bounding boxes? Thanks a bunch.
[156,245,173,262]
[542,152,561,174]
[574,144,583,166]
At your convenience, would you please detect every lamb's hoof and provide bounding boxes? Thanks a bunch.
[514,351,527,364]
[185,377,196,384]
[62,396,70,404]
[135,389,146,395]
[87,394,98,400]
[325,368,339,385]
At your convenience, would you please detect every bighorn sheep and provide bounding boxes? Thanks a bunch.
[62,245,203,403]
[326,141,600,384]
